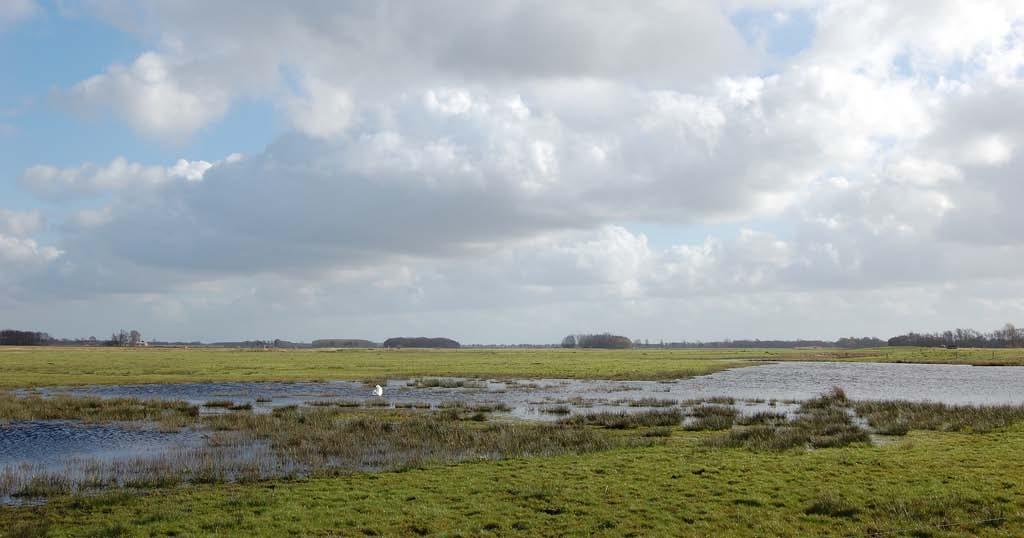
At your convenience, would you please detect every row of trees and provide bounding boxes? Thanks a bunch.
[888,324,1024,348]
[0,330,52,346]
[561,333,633,349]
[107,330,144,347]
[627,337,885,349]
[311,339,378,348]
[383,337,461,349]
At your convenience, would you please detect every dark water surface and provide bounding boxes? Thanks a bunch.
[0,421,200,469]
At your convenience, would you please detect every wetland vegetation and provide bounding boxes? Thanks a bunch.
[4,347,1024,536]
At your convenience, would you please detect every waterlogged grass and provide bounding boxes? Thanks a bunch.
[6,424,1024,537]
[855,400,1024,435]
[0,392,197,424]
[5,390,1024,535]
[540,405,572,415]
[407,377,488,389]
[559,409,684,429]
[685,405,738,431]
[1,404,652,501]
[627,397,677,407]
[706,388,871,450]
[0,347,754,388]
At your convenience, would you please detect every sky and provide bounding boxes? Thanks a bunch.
[2,1,1024,344]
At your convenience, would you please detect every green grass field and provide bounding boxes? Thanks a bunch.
[5,425,1023,537]
[0,347,758,387]
[2,345,1024,388]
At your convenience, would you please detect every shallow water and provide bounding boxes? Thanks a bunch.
[47,361,1024,415]
[0,421,200,469]
[5,360,1024,499]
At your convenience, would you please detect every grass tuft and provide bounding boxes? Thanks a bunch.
[704,388,870,450]
[627,398,677,408]
[804,493,860,519]
[854,400,1024,435]
[685,405,738,431]
[559,409,682,429]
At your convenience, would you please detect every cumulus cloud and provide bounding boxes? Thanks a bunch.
[19,155,238,199]
[0,208,62,294]
[69,1,757,139]
[0,235,61,265]
[7,1,1024,340]
[66,52,230,139]
[283,78,354,139]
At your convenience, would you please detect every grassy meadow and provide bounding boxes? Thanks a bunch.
[4,420,1024,537]
[0,346,760,387]
[3,345,1024,388]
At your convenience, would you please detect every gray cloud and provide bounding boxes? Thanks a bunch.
[6,1,1024,341]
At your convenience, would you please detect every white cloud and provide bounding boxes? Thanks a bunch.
[66,52,230,139]
[9,1,1024,340]
[20,155,233,199]
[283,77,354,139]
[0,209,43,237]
[68,1,756,139]
[0,235,60,264]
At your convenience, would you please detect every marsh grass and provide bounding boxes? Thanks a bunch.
[1,405,648,500]
[735,410,788,426]
[436,401,510,413]
[704,388,870,450]
[627,398,677,408]
[540,405,572,415]
[684,405,738,431]
[307,399,360,407]
[393,402,432,409]
[546,396,593,408]
[201,400,251,412]
[558,409,682,429]
[853,400,1024,435]
[0,392,197,424]
[682,396,735,405]
[407,378,487,389]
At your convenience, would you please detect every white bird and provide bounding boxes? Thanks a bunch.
[373,384,384,397]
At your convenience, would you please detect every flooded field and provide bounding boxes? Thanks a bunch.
[41,361,1024,413]
[5,361,1024,503]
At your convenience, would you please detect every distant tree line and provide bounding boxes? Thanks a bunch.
[0,329,52,346]
[561,333,633,349]
[107,329,144,347]
[633,337,885,349]
[888,323,1024,348]
[311,339,378,348]
[383,337,461,349]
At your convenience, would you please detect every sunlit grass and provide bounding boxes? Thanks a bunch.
[6,422,1024,537]
[0,347,756,387]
